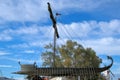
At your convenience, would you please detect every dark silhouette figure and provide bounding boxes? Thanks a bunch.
[32,75,42,80]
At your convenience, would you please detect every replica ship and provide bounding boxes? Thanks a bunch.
[13,56,113,80]
[13,2,114,80]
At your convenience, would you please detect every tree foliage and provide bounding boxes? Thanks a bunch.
[41,40,101,68]
[41,40,104,80]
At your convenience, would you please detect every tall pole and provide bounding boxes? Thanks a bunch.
[54,30,56,67]
[47,2,59,67]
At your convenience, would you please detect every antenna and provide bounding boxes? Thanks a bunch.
[47,2,59,67]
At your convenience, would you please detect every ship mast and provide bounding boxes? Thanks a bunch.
[47,2,59,67]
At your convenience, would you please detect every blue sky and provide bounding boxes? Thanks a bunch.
[0,0,120,80]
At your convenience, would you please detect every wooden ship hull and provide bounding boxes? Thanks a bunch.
[13,56,113,77]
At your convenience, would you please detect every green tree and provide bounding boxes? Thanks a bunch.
[41,40,103,80]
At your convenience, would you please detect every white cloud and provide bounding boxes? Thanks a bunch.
[1,19,120,55]
[0,24,53,43]
[57,20,120,39]
[24,50,35,54]
[50,0,119,12]
[57,20,120,55]
[0,34,12,41]
[0,0,119,21]
[99,19,120,36]
[24,50,36,54]
[81,37,120,55]
[0,0,48,21]
[0,65,12,68]
[15,26,40,35]
[8,40,52,50]
[57,21,93,38]
[0,51,9,56]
